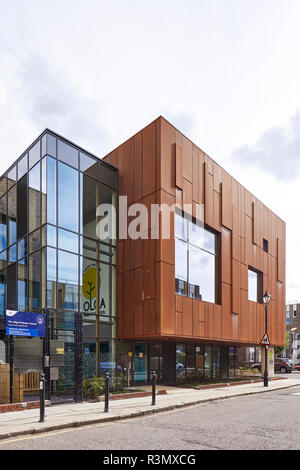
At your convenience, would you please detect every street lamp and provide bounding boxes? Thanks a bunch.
[262,290,272,387]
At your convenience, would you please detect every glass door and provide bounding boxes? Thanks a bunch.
[133,343,147,383]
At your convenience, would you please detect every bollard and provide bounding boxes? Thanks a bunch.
[104,372,110,413]
[39,372,45,423]
[151,370,157,406]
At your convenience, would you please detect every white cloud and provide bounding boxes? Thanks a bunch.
[231,111,300,180]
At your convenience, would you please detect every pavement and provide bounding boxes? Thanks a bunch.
[1,375,300,441]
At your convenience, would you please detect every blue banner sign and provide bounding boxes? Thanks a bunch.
[6,310,45,337]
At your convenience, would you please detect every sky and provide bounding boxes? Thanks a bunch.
[0,0,300,301]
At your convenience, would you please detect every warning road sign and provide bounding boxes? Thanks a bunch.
[260,333,270,345]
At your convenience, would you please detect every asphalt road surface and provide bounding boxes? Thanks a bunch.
[1,384,300,451]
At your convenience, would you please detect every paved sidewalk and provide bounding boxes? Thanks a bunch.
[1,377,300,441]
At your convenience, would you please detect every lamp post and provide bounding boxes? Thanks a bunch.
[262,290,272,387]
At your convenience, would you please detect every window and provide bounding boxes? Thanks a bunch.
[42,133,56,158]
[175,210,218,303]
[58,162,79,232]
[29,141,41,169]
[58,140,78,169]
[29,162,41,233]
[263,238,269,253]
[248,267,262,303]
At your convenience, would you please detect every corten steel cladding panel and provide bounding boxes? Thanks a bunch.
[103,116,286,347]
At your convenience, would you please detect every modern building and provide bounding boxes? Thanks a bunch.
[286,302,300,364]
[103,116,286,385]
[0,116,286,404]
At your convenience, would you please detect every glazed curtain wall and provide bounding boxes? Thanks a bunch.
[0,131,117,397]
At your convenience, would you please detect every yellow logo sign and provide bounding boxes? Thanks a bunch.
[82,264,100,300]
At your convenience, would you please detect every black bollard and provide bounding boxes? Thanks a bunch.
[151,370,157,406]
[104,372,110,413]
[39,372,45,423]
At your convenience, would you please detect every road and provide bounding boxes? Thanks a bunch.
[0,382,300,450]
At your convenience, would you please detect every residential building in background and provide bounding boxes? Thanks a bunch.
[286,302,300,364]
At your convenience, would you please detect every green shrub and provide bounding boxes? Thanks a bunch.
[83,376,105,399]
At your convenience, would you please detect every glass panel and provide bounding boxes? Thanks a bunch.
[50,310,75,330]
[80,237,97,259]
[29,141,41,169]
[0,273,5,318]
[248,269,258,302]
[229,347,237,378]
[175,211,187,241]
[99,315,116,337]
[175,238,187,296]
[196,345,205,382]
[176,344,186,383]
[58,162,78,232]
[49,330,75,399]
[149,343,163,383]
[9,244,17,264]
[18,238,27,260]
[28,229,41,253]
[203,230,216,254]
[81,174,98,238]
[42,156,56,225]
[188,218,215,254]
[133,343,147,383]
[100,164,117,189]
[188,246,216,302]
[99,184,116,245]
[100,339,116,381]
[0,250,7,268]
[212,346,220,381]
[17,154,28,180]
[7,263,16,309]
[17,175,28,240]
[99,243,116,265]
[29,162,41,233]
[7,186,16,246]
[28,251,41,310]
[47,224,56,247]
[0,177,7,198]
[58,140,78,169]
[186,345,195,382]
[0,194,7,252]
[7,166,16,189]
[80,153,98,179]
[204,345,212,380]
[57,250,78,311]
[83,339,97,378]
[99,262,116,317]
[42,133,56,158]
[46,247,56,308]
[83,315,96,338]
[80,257,98,315]
[17,262,27,310]
[58,229,78,253]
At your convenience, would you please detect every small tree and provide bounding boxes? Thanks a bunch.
[275,331,291,356]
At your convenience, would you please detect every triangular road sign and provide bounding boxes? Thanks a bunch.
[260,333,270,345]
